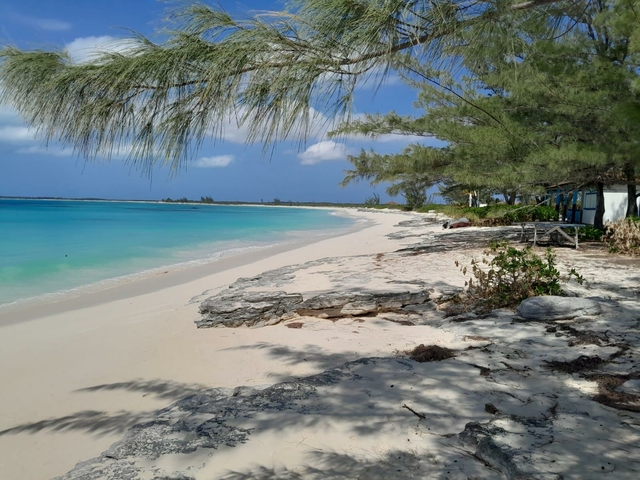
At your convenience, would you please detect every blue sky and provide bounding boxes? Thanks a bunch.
[0,0,437,202]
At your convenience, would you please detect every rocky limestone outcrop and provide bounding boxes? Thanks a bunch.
[516,296,601,321]
[197,291,303,328]
[197,289,446,328]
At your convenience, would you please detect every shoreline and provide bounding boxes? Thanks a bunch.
[0,212,367,327]
[0,208,422,480]
[0,206,365,325]
[1,207,639,479]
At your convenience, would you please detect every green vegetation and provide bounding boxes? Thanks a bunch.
[458,242,583,312]
[575,226,605,242]
[413,204,559,226]
[333,2,640,221]
[363,193,381,207]
[1,0,640,222]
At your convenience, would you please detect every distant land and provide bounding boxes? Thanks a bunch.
[0,195,373,208]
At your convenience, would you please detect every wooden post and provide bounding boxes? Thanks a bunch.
[562,186,569,222]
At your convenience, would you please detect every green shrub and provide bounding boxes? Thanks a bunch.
[579,225,604,242]
[403,185,427,210]
[457,242,583,312]
[604,217,640,255]
[532,206,559,222]
[364,193,381,206]
[416,203,562,226]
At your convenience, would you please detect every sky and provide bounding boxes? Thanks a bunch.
[0,0,440,203]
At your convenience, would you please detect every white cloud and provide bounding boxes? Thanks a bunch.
[11,13,71,31]
[15,145,73,157]
[0,126,37,143]
[65,36,138,64]
[357,133,427,143]
[298,140,350,165]
[0,105,24,125]
[194,155,235,168]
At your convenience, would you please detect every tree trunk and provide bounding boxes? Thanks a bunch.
[624,163,638,218]
[503,191,517,205]
[594,181,605,229]
[628,184,638,218]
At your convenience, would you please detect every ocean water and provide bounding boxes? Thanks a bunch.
[0,199,355,307]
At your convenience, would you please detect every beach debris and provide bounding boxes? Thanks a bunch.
[442,217,471,229]
[408,344,456,362]
[402,404,426,420]
[589,374,640,412]
[516,296,601,321]
[544,355,606,373]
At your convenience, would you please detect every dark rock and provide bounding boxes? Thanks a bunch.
[516,296,601,321]
[485,403,500,415]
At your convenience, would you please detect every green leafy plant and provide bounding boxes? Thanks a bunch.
[604,217,640,255]
[578,225,605,242]
[531,206,560,222]
[456,241,583,312]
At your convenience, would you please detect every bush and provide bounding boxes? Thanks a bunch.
[604,217,640,255]
[364,193,381,206]
[416,204,562,226]
[402,185,427,210]
[579,225,605,242]
[532,206,559,222]
[456,242,583,312]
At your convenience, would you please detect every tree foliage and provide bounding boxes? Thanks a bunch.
[337,0,640,213]
[2,0,640,219]
[1,0,563,170]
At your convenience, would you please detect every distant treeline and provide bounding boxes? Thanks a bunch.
[1,195,390,208]
[160,196,364,207]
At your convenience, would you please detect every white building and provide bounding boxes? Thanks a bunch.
[581,185,639,225]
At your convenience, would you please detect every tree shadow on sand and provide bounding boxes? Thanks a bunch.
[53,332,640,479]
[0,410,149,437]
[0,379,210,438]
[74,378,209,401]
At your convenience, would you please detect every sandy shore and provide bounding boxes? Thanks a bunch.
[2,208,639,479]
[0,208,429,480]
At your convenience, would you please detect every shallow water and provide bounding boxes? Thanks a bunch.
[0,199,354,306]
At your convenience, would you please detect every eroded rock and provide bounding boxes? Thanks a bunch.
[198,290,443,328]
[197,291,303,328]
[297,291,432,318]
[516,296,601,321]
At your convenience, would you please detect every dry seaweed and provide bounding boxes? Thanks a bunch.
[408,344,456,363]
[544,355,606,373]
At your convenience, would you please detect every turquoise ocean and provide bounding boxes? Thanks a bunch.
[0,199,355,307]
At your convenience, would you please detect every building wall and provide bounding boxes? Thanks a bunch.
[604,192,629,223]
[581,185,639,225]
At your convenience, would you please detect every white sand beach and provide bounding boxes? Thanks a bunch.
[1,208,639,480]
[0,209,430,479]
